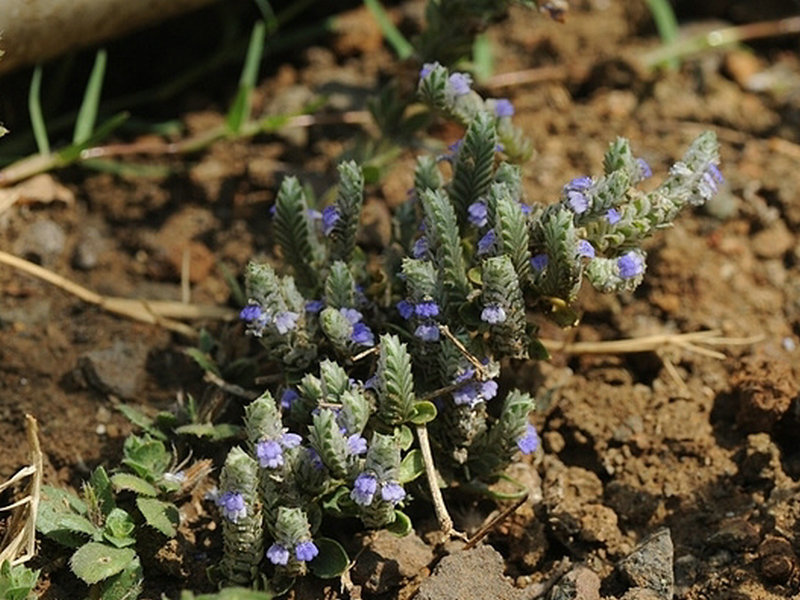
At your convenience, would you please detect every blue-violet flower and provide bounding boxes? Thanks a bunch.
[448,72,472,96]
[481,304,507,324]
[217,491,246,523]
[414,324,440,342]
[494,98,514,117]
[517,423,540,455]
[477,229,496,255]
[606,208,621,225]
[468,201,488,227]
[351,472,378,506]
[257,440,284,469]
[415,301,440,318]
[346,433,368,456]
[295,541,319,562]
[617,252,644,279]
[380,481,406,505]
[239,304,263,322]
[274,311,300,334]
[577,240,595,259]
[322,205,339,236]
[266,543,290,566]
[351,322,375,347]
[397,300,414,320]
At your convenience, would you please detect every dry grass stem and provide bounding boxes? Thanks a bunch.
[0,250,236,338]
[0,415,43,566]
[464,493,528,550]
[540,329,761,359]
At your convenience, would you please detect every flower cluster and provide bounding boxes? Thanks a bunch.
[451,367,498,409]
[239,303,300,336]
[398,298,442,343]
[350,472,406,507]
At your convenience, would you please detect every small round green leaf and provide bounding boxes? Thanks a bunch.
[308,538,349,579]
[408,401,437,424]
[69,542,136,584]
[397,450,424,484]
[395,425,414,451]
[385,510,412,537]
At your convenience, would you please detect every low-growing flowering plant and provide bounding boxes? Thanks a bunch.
[213,63,723,590]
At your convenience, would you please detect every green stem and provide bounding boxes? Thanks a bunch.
[364,0,414,60]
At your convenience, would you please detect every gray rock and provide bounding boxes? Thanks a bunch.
[352,530,434,595]
[549,565,601,600]
[620,587,663,600]
[72,226,107,270]
[617,528,674,600]
[80,340,149,399]
[14,219,66,265]
[415,544,525,600]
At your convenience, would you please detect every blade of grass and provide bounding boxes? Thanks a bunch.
[253,0,278,33]
[28,66,51,155]
[645,0,679,69]
[227,21,266,134]
[364,0,413,60]
[61,112,129,161]
[73,49,108,144]
[471,33,494,83]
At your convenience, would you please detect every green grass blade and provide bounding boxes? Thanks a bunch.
[227,21,266,133]
[60,112,129,161]
[645,0,680,68]
[472,33,494,83]
[29,65,51,155]
[364,0,413,60]
[73,49,108,144]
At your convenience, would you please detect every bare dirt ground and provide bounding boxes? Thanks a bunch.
[2,1,799,598]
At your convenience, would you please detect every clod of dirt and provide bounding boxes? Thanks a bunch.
[750,221,795,260]
[758,535,799,585]
[542,456,623,553]
[616,528,674,600]
[739,433,792,488]
[79,340,149,399]
[619,588,662,600]
[351,530,434,595]
[413,544,525,600]
[731,356,797,433]
[548,565,600,600]
[13,219,67,266]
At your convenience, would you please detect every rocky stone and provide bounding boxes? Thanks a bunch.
[414,544,524,600]
[14,219,67,265]
[549,565,601,600]
[80,340,149,399]
[617,528,674,600]
[619,587,663,600]
[352,530,433,595]
[72,226,108,270]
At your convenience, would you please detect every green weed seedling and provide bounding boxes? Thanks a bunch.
[36,435,183,600]
[0,560,40,600]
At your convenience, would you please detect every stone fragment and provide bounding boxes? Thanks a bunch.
[617,528,674,600]
[352,530,433,595]
[549,565,600,600]
[80,340,149,399]
[414,544,524,600]
[14,219,66,265]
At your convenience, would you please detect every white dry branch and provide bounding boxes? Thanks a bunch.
[0,415,43,565]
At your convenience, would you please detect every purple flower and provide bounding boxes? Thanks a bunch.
[477,229,495,255]
[305,300,325,313]
[707,164,724,184]
[273,311,300,334]
[414,324,440,342]
[481,304,507,324]
[468,201,488,227]
[412,236,429,258]
[480,380,498,401]
[448,72,472,96]
[564,176,593,191]
[530,253,548,271]
[494,98,514,117]
[267,543,290,566]
[295,541,319,562]
[577,240,595,259]
[453,382,479,407]
[351,322,375,347]
[281,432,302,449]
[239,304,263,322]
[269,204,277,217]
[281,388,298,410]
[346,434,368,456]
[340,308,363,324]
[351,472,378,506]
[448,139,463,155]
[606,208,621,225]
[519,202,532,215]
[454,366,476,384]
[637,158,652,179]
[495,143,505,153]
[216,491,247,523]
[517,423,540,454]
[322,205,339,235]
[617,252,644,279]
[415,301,440,318]
[396,300,414,320]
[381,481,406,504]
[567,190,589,214]
[419,62,438,80]
[257,439,284,469]
[307,447,324,470]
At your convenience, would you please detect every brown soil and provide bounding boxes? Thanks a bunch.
[2,1,800,599]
